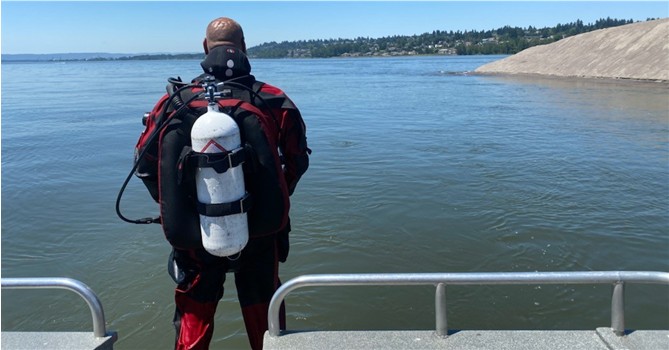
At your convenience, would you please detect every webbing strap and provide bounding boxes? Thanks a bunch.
[189,147,245,174]
[196,193,252,217]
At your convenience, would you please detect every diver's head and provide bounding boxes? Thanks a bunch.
[203,17,247,54]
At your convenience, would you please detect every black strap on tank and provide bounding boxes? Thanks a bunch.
[197,193,252,217]
[187,147,245,174]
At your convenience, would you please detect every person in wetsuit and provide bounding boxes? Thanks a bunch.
[147,17,310,350]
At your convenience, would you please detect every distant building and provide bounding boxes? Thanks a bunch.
[438,48,457,55]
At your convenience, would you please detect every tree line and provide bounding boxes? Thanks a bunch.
[247,17,657,58]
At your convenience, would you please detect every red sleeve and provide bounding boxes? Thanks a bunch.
[135,93,169,151]
[134,93,170,202]
[277,107,310,195]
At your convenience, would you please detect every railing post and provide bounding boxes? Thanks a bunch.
[264,271,668,337]
[611,282,625,336]
[435,283,447,337]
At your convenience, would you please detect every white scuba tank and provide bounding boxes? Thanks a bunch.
[190,104,249,256]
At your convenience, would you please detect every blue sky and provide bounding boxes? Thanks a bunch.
[2,1,667,54]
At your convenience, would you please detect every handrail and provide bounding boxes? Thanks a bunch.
[267,271,669,338]
[1,277,109,338]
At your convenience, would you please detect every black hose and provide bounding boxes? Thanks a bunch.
[115,83,204,224]
[167,77,189,110]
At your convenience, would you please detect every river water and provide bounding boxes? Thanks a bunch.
[2,56,668,349]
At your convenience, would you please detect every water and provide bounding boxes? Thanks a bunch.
[2,56,668,349]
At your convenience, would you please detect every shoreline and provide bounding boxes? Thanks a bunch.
[1,53,495,63]
[474,71,669,85]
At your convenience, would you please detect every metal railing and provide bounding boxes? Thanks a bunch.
[267,271,669,337]
[1,277,110,338]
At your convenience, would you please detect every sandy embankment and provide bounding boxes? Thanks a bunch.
[475,18,669,82]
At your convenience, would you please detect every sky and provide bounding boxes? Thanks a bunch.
[1,1,667,55]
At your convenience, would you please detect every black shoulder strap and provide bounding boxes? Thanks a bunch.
[252,80,264,94]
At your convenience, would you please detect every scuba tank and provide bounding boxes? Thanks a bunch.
[190,80,249,257]
[118,71,295,250]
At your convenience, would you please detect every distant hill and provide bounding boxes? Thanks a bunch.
[2,52,130,62]
[475,18,669,81]
[246,17,654,58]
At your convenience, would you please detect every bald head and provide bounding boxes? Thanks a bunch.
[204,17,246,53]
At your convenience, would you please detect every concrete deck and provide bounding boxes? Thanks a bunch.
[1,331,118,350]
[263,327,669,349]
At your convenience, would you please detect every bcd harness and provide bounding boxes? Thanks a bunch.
[118,75,291,251]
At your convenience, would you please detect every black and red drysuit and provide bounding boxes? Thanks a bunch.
[138,45,309,350]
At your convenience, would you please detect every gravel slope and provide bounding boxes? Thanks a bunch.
[475,18,669,82]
